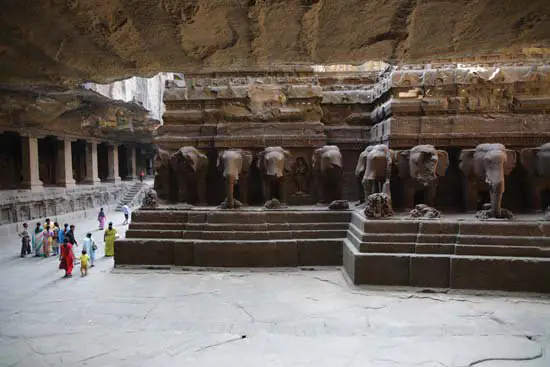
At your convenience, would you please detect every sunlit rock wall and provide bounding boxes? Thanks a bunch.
[85,73,177,122]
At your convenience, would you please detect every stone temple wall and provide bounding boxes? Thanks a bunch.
[0,183,132,236]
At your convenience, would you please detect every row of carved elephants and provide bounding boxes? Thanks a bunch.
[154,142,550,215]
[154,145,344,208]
[356,142,550,218]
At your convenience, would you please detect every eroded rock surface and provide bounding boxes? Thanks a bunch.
[0,0,549,84]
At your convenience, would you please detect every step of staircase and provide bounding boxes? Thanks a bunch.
[116,209,351,267]
[343,212,550,293]
[115,182,147,211]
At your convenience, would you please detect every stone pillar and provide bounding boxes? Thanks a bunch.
[56,138,76,188]
[20,135,43,191]
[107,144,122,184]
[128,145,137,180]
[84,141,101,185]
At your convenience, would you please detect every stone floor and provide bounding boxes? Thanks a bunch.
[0,208,550,366]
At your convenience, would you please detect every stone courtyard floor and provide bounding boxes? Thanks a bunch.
[0,209,550,366]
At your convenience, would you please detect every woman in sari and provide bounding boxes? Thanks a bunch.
[32,222,44,257]
[98,208,106,230]
[104,222,117,257]
[59,238,74,277]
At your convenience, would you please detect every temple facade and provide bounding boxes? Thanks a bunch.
[154,62,550,212]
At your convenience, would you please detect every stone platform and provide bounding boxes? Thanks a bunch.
[344,212,550,293]
[116,207,351,268]
[116,206,550,293]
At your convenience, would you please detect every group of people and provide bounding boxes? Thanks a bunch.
[18,207,120,278]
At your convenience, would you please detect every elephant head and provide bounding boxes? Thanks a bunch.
[169,146,208,173]
[397,145,449,186]
[257,146,292,178]
[520,143,550,177]
[154,148,171,170]
[217,149,253,208]
[312,145,343,173]
[460,143,516,218]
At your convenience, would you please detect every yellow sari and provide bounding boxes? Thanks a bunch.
[104,228,117,257]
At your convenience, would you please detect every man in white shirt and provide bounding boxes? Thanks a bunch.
[122,205,130,225]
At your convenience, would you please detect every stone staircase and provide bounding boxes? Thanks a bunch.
[343,211,550,293]
[115,182,147,211]
[116,209,351,267]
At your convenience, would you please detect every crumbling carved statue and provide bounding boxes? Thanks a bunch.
[395,145,449,209]
[312,145,343,204]
[355,144,393,203]
[169,146,208,205]
[460,143,517,218]
[292,156,309,195]
[141,188,159,209]
[364,182,393,219]
[217,149,253,209]
[520,143,550,211]
[153,148,172,200]
[257,146,292,204]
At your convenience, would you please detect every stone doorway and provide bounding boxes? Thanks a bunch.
[71,140,87,183]
[0,132,22,190]
[38,136,57,186]
[97,143,109,181]
[118,145,130,180]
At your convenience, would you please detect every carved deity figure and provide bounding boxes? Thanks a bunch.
[292,156,309,195]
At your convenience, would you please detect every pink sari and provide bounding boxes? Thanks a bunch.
[98,211,106,229]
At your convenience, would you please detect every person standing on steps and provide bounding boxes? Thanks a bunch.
[104,222,117,257]
[122,205,130,225]
[19,223,31,257]
[139,169,145,183]
[98,208,106,230]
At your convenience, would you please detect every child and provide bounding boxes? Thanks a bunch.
[80,249,90,277]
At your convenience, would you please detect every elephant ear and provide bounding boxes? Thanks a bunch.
[396,150,411,179]
[459,149,475,177]
[216,151,224,169]
[283,150,293,172]
[355,151,368,177]
[519,148,537,175]
[436,150,449,176]
[504,149,517,176]
[197,152,208,171]
[242,151,253,173]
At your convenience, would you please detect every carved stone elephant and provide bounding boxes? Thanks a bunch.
[396,145,449,209]
[355,144,393,203]
[217,149,253,208]
[520,143,550,211]
[169,146,208,204]
[153,148,172,200]
[312,145,343,204]
[257,146,292,204]
[460,143,516,218]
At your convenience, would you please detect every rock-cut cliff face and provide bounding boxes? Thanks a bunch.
[0,0,549,85]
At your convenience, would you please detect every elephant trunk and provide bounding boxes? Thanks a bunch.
[225,176,235,208]
[489,181,504,218]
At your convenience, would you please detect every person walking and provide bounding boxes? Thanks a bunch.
[82,233,97,267]
[139,169,145,183]
[122,205,130,225]
[66,225,78,247]
[57,223,67,256]
[43,225,53,257]
[52,222,60,256]
[98,208,106,230]
[59,238,74,278]
[32,222,44,257]
[104,222,117,257]
[19,223,31,257]
[80,249,90,277]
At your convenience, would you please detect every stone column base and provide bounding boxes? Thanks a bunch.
[106,176,122,184]
[21,180,44,192]
[56,178,77,188]
[84,177,102,185]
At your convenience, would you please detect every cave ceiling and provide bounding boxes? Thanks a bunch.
[0,0,549,86]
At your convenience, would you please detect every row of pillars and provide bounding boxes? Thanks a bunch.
[22,135,137,192]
